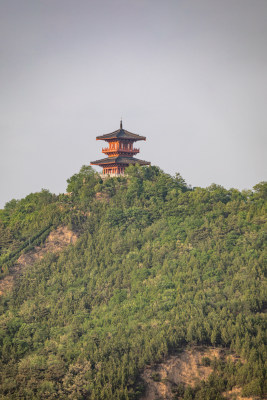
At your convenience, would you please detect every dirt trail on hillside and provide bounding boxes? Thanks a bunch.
[0,226,78,296]
[140,347,252,400]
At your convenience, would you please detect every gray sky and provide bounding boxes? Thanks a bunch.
[1,0,266,208]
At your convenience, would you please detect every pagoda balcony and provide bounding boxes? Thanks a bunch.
[102,147,140,154]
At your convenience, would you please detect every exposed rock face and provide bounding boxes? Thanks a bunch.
[140,347,246,400]
[0,226,78,296]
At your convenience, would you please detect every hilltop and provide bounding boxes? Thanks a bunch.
[0,165,266,399]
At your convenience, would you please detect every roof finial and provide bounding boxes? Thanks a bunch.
[120,119,123,129]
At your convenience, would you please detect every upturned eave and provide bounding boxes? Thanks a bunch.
[96,128,146,141]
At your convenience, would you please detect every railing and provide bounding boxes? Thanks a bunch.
[102,147,140,153]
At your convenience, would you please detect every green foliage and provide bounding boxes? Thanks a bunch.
[66,165,96,193]
[66,165,100,207]
[0,165,266,399]
[201,357,211,367]
[0,190,64,276]
[253,181,267,200]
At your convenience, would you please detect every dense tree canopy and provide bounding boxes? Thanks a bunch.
[0,166,266,399]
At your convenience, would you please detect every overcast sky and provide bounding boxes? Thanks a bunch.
[0,0,266,208]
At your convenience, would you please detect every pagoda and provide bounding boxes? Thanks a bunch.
[90,121,150,176]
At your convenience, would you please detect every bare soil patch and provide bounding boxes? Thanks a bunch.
[223,386,254,400]
[140,347,242,400]
[0,226,78,296]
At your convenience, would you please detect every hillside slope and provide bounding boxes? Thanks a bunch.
[0,226,78,296]
[0,165,266,399]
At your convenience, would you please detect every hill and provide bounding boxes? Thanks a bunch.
[0,165,266,399]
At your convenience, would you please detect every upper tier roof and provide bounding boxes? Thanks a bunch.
[96,122,146,141]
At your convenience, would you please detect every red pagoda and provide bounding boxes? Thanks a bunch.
[90,121,150,176]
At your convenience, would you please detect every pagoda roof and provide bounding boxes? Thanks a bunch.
[91,156,150,166]
[96,123,146,141]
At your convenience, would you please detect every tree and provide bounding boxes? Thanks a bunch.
[253,181,267,200]
[66,165,97,194]
[62,360,92,400]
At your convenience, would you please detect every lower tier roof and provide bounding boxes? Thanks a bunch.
[90,156,150,166]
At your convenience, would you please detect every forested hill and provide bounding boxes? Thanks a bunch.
[0,165,266,400]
